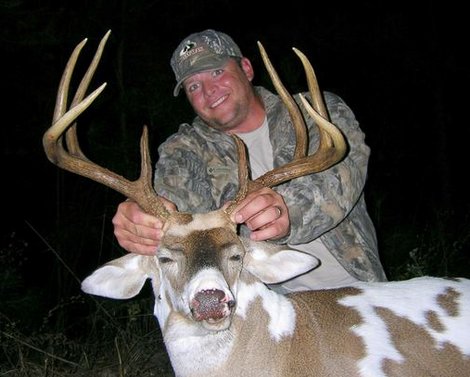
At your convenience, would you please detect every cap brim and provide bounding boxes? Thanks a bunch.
[173,56,230,96]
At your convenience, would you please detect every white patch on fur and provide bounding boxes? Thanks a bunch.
[164,315,235,377]
[168,211,231,238]
[153,268,171,329]
[339,277,470,377]
[237,281,296,341]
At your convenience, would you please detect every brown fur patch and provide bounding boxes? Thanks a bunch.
[219,287,369,376]
[378,307,470,376]
[437,287,460,317]
[426,310,445,332]
[425,287,460,333]
[285,287,366,376]
[223,295,292,376]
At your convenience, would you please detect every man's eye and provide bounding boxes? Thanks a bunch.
[212,69,223,77]
[187,82,199,93]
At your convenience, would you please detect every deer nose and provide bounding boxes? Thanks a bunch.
[190,289,235,321]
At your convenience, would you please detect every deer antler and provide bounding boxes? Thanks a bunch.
[43,30,170,219]
[225,42,347,214]
[45,32,346,222]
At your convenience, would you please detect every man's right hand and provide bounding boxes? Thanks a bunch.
[112,198,176,255]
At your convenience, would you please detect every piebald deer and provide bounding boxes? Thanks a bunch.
[44,31,470,377]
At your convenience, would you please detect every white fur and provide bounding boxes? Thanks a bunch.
[339,277,470,377]
[165,316,235,376]
[237,281,296,341]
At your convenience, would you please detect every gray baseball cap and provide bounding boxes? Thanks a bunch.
[170,29,243,96]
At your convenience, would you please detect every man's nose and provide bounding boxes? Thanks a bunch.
[203,80,217,96]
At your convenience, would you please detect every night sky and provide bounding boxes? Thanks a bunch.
[2,0,469,315]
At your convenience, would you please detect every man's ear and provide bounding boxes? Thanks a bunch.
[240,57,255,81]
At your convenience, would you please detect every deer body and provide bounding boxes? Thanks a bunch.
[82,210,470,377]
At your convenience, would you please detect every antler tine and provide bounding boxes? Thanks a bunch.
[43,31,170,219]
[65,30,111,158]
[225,43,347,215]
[293,47,346,165]
[257,41,308,159]
[224,135,250,215]
[292,47,329,120]
[298,94,347,159]
[253,43,347,189]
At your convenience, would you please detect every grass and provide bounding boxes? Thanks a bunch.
[1,209,175,376]
[1,290,174,376]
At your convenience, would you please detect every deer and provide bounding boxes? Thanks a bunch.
[43,30,470,377]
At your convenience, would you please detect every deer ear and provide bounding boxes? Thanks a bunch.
[241,238,320,284]
[81,254,156,299]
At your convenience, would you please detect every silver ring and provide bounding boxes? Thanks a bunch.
[274,206,282,218]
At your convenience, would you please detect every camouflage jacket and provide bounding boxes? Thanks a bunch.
[154,86,387,282]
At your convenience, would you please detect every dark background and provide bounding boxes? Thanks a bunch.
[2,0,469,340]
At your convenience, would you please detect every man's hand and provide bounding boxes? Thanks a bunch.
[229,187,290,241]
[112,198,176,255]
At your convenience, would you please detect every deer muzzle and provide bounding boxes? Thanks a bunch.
[190,288,235,328]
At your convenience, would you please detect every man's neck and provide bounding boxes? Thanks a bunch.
[227,95,266,135]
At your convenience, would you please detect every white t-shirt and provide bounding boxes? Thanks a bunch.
[236,116,274,180]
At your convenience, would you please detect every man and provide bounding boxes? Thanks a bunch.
[112,29,387,292]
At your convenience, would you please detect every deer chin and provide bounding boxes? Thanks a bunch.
[200,314,233,332]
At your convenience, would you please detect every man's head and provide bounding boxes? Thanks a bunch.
[171,29,243,96]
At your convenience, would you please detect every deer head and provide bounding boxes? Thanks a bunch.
[44,30,346,331]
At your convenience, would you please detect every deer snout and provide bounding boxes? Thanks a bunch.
[190,288,235,323]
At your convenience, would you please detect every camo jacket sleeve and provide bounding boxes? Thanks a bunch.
[269,90,371,245]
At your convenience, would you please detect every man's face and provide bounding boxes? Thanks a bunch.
[182,58,256,133]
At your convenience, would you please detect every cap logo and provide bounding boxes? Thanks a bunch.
[178,40,206,65]
[180,41,197,56]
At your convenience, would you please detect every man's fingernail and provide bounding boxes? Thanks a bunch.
[235,213,243,223]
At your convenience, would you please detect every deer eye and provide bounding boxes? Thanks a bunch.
[158,257,174,264]
[229,254,242,262]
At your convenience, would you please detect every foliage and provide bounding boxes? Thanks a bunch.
[1,228,174,376]
[379,210,470,280]
[1,297,174,376]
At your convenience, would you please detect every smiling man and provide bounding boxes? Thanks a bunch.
[111,29,387,292]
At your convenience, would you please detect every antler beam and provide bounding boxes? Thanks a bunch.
[255,42,347,187]
[226,42,347,214]
[43,30,170,219]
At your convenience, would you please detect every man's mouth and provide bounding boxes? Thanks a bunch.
[210,94,228,109]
